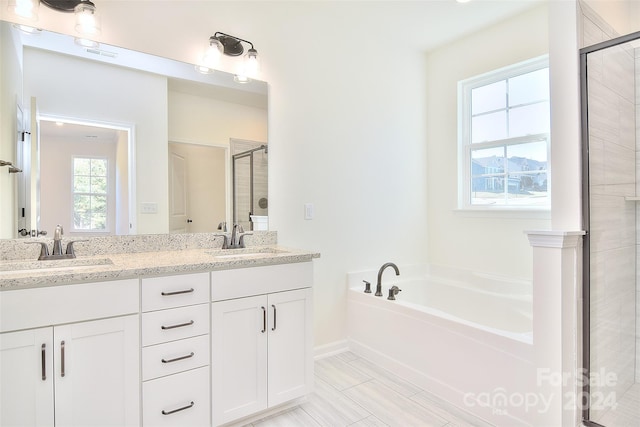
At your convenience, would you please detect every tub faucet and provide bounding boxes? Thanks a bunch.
[376,262,400,296]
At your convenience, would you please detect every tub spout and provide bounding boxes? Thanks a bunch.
[376,262,400,296]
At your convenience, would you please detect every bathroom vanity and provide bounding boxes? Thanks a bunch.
[0,233,318,427]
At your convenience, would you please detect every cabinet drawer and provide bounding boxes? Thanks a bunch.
[142,272,209,312]
[211,262,313,301]
[143,366,209,427]
[0,279,139,333]
[142,334,209,381]
[142,304,209,346]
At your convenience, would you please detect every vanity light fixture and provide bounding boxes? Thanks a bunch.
[197,32,260,80]
[10,0,101,36]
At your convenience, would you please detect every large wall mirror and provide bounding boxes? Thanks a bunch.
[0,20,268,239]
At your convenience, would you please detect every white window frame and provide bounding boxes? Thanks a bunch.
[457,55,550,212]
[71,156,110,233]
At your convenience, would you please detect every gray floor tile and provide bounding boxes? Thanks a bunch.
[410,392,493,427]
[349,414,389,426]
[251,407,321,427]
[300,376,372,426]
[348,357,422,398]
[343,379,449,427]
[315,355,373,391]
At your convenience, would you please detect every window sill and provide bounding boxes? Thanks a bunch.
[454,207,551,220]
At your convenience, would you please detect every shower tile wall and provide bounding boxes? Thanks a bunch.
[231,140,268,230]
[587,36,637,422]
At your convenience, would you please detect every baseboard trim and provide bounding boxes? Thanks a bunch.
[313,339,349,360]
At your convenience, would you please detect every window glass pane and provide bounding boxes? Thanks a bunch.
[506,141,549,202]
[72,157,108,230]
[508,102,550,138]
[509,68,549,106]
[472,111,507,143]
[471,146,505,203]
[74,176,90,193]
[91,176,107,194]
[471,81,506,114]
[73,194,91,229]
[91,159,107,177]
[74,158,90,176]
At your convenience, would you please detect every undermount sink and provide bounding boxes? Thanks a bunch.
[0,257,113,275]
[207,247,289,259]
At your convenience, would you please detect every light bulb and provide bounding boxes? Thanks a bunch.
[243,48,260,78]
[10,0,38,20]
[74,1,101,36]
[202,38,223,69]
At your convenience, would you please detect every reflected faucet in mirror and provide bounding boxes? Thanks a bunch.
[25,224,85,260]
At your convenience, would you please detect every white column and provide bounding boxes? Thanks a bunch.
[526,230,585,427]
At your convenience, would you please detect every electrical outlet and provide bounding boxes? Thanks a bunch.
[141,202,158,214]
[304,203,314,220]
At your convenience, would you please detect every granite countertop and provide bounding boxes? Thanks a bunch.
[0,246,320,290]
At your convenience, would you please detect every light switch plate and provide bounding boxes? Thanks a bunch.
[304,203,314,220]
[141,202,158,214]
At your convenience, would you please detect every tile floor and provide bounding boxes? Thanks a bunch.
[597,383,640,427]
[245,351,493,427]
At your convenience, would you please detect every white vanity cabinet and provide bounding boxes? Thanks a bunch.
[211,263,314,426]
[0,280,140,427]
[140,272,210,427]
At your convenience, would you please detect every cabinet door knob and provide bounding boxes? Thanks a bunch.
[162,401,195,415]
[261,306,266,333]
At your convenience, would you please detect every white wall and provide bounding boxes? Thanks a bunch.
[426,5,551,278]
[23,48,168,235]
[168,90,267,146]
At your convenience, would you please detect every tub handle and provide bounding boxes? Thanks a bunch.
[363,280,371,293]
[387,286,402,300]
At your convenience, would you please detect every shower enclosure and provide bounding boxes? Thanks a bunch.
[581,31,640,426]
[231,139,268,232]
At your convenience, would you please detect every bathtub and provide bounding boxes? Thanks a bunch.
[346,265,538,425]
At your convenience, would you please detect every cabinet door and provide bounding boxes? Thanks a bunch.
[267,288,313,407]
[0,328,54,427]
[211,295,267,426]
[54,315,140,427]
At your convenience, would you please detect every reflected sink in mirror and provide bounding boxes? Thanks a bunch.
[0,257,114,275]
[207,247,289,259]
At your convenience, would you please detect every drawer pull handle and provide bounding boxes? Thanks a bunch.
[261,306,266,333]
[41,343,46,381]
[161,288,194,296]
[271,304,277,331]
[161,320,194,330]
[60,341,66,377]
[162,401,195,416]
[161,352,195,364]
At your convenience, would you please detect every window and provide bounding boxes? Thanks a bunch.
[72,157,108,231]
[458,56,550,210]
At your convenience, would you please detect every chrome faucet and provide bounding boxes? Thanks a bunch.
[52,225,64,256]
[26,224,84,260]
[222,224,251,249]
[376,262,400,296]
